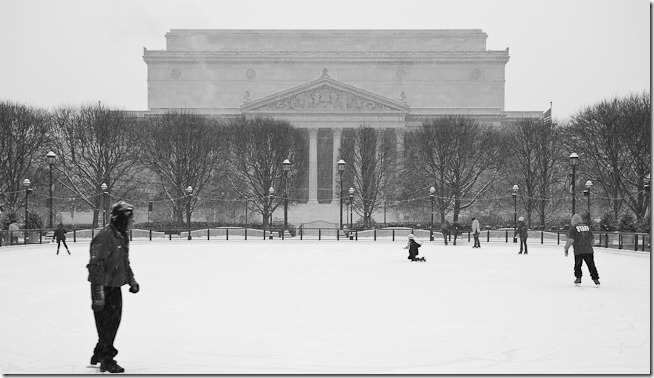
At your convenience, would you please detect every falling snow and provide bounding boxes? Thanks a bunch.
[0,238,649,374]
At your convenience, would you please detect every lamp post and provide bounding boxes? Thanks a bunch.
[584,180,593,222]
[268,186,274,238]
[23,179,32,229]
[186,186,193,240]
[512,184,518,243]
[282,159,291,232]
[430,186,435,241]
[645,174,651,218]
[569,153,579,216]
[101,183,108,228]
[349,187,354,232]
[337,159,346,230]
[46,151,56,228]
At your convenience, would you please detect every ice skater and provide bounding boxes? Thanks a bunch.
[564,213,600,286]
[87,201,140,373]
[441,220,451,245]
[471,217,481,248]
[404,234,426,262]
[515,217,528,254]
[52,223,70,255]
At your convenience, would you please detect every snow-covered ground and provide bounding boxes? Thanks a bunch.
[0,238,650,374]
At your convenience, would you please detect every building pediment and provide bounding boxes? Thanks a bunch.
[241,70,409,113]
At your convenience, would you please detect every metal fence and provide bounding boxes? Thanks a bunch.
[0,228,649,252]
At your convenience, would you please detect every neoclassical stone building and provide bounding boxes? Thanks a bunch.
[141,29,541,224]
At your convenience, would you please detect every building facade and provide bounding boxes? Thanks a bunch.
[142,29,541,224]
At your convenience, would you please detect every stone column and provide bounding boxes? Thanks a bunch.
[332,128,342,203]
[308,128,319,204]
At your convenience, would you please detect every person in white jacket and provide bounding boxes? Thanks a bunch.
[471,217,481,248]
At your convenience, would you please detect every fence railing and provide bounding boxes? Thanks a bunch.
[0,228,649,252]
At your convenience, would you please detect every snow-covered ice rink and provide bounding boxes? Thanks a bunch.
[0,238,650,374]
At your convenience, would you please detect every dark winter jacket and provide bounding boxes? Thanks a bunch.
[441,221,451,234]
[515,221,528,239]
[567,214,594,255]
[407,239,421,260]
[54,225,67,241]
[87,224,135,288]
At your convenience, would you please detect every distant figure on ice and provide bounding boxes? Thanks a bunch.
[441,220,451,245]
[87,201,140,373]
[471,217,481,248]
[404,234,425,262]
[52,223,70,255]
[451,222,461,246]
[564,213,600,286]
[515,217,528,254]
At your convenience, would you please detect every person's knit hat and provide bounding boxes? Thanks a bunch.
[407,234,414,240]
[571,213,583,226]
[518,216,524,222]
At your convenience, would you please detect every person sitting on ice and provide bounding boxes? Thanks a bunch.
[403,234,426,262]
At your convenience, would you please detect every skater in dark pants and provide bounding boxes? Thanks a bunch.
[53,223,70,255]
[441,220,451,245]
[471,217,481,248]
[564,213,600,285]
[452,222,460,246]
[404,234,425,262]
[515,217,528,254]
[87,201,140,373]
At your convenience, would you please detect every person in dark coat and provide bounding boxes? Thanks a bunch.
[564,213,600,285]
[441,220,451,246]
[87,201,140,373]
[403,234,425,262]
[451,222,461,246]
[52,223,70,255]
[515,217,528,254]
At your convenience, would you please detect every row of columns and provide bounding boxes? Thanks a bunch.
[306,127,404,204]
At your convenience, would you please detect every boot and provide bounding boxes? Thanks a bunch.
[100,358,125,373]
[90,355,99,365]
[574,277,581,284]
[593,279,600,285]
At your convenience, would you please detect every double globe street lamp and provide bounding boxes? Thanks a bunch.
[338,159,346,230]
[569,152,579,216]
[512,184,519,243]
[46,151,56,228]
[282,159,291,232]
[186,186,193,240]
[429,186,436,241]
[101,183,108,228]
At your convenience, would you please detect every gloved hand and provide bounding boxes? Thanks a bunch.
[129,279,140,294]
[564,248,569,257]
[91,284,105,312]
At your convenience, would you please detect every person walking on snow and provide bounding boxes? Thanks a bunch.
[515,217,528,254]
[87,201,140,373]
[53,223,70,255]
[471,217,481,248]
[564,213,600,286]
[441,220,451,246]
[404,234,426,262]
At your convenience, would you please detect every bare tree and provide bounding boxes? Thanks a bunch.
[139,111,224,226]
[566,93,650,221]
[404,116,505,223]
[50,104,142,227]
[504,117,566,228]
[616,92,650,222]
[224,117,307,228]
[340,126,396,228]
[0,101,50,214]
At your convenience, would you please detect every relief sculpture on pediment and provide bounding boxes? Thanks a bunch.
[260,86,392,111]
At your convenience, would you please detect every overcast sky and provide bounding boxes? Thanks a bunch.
[0,0,649,121]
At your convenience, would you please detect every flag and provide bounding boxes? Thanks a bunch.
[540,107,552,123]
